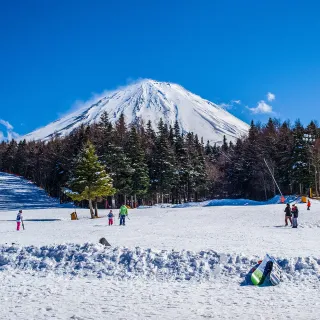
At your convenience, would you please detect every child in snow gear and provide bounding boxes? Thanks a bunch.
[108,210,114,226]
[292,204,299,228]
[16,210,23,231]
[284,204,292,226]
[307,200,311,210]
[119,205,128,226]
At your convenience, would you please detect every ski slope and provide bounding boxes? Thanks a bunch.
[0,172,72,210]
[0,173,320,319]
[20,79,249,144]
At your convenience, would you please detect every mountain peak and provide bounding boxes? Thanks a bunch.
[20,80,249,144]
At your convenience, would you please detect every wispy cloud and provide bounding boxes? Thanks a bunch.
[219,102,232,109]
[219,99,241,110]
[248,100,273,114]
[57,78,146,119]
[267,92,275,102]
[0,119,20,141]
[0,119,13,130]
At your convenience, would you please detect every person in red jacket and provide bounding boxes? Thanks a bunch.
[307,199,311,210]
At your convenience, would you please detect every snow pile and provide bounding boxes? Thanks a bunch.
[0,244,319,283]
[20,79,249,144]
[138,196,301,209]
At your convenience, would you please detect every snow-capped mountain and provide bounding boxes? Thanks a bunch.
[21,79,249,144]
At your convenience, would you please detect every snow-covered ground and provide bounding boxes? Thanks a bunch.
[1,172,320,319]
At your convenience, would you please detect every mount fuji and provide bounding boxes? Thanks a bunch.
[21,79,249,144]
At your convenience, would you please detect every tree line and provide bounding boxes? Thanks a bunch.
[0,113,319,207]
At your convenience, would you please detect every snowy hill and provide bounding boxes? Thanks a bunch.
[20,79,249,144]
[0,172,71,210]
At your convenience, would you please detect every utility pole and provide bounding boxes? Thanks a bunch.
[264,158,283,197]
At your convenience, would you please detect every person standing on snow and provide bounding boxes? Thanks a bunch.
[16,210,23,231]
[108,210,114,226]
[119,204,128,226]
[284,203,292,226]
[292,204,299,228]
[307,199,311,210]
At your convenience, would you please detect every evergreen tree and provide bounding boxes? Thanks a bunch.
[291,120,312,193]
[68,142,116,218]
[151,118,176,201]
[14,140,28,176]
[2,140,17,173]
[126,126,150,202]
[193,134,207,201]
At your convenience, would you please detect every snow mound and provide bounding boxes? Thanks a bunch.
[138,196,301,209]
[0,244,319,283]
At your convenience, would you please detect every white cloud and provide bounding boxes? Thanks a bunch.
[219,99,241,110]
[219,102,232,109]
[0,119,20,141]
[248,100,273,114]
[267,92,275,102]
[0,119,13,130]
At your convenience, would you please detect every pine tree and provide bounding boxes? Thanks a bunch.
[291,120,312,194]
[14,140,28,176]
[222,135,228,152]
[2,140,17,173]
[151,118,176,202]
[126,127,150,203]
[68,142,116,218]
[173,121,187,203]
[193,134,207,201]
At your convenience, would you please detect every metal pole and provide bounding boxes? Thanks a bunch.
[264,158,283,197]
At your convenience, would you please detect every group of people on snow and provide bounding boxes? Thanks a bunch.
[284,200,311,228]
[107,204,128,226]
[15,205,129,231]
[15,199,313,231]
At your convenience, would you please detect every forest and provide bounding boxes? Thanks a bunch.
[0,112,320,207]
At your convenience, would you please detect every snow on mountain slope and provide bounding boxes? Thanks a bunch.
[21,79,249,144]
[0,172,72,210]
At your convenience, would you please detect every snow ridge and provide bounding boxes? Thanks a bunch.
[20,79,249,144]
[1,244,319,283]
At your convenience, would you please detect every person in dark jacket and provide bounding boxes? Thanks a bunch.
[284,203,292,226]
[291,204,299,228]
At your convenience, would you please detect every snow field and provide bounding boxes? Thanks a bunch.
[1,274,320,320]
[1,173,320,319]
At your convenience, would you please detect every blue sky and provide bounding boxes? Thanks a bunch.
[1,0,320,139]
